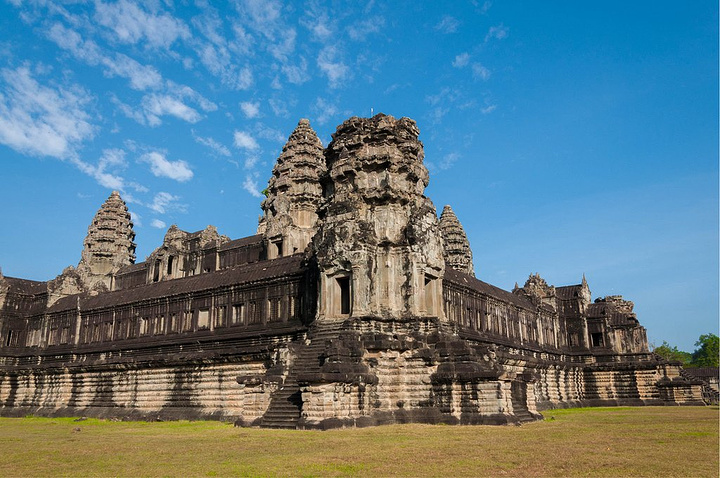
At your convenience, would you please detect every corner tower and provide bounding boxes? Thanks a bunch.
[259,118,325,258]
[439,205,475,276]
[77,191,136,291]
[313,114,445,321]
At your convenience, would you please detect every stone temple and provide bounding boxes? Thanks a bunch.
[0,115,708,428]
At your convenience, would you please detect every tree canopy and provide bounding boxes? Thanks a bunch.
[691,333,719,368]
[652,333,718,368]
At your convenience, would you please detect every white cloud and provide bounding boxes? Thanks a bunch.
[472,63,491,81]
[94,0,191,49]
[238,0,282,37]
[242,175,263,197]
[47,23,163,91]
[0,65,95,160]
[313,97,338,125]
[257,126,285,143]
[234,131,259,150]
[142,94,202,125]
[439,152,459,170]
[244,155,260,169]
[434,15,460,34]
[269,98,290,117]
[481,104,497,114]
[486,24,508,42]
[150,219,167,229]
[240,101,260,118]
[452,53,470,68]
[282,58,310,85]
[148,191,185,214]
[347,16,385,41]
[317,46,349,89]
[102,53,163,91]
[139,151,194,182]
[268,28,296,62]
[130,211,142,227]
[193,133,231,157]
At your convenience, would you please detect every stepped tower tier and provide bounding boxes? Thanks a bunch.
[259,118,326,259]
[439,205,475,276]
[77,190,136,291]
[313,114,445,321]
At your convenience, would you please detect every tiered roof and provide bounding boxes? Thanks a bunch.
[439,205,475,276]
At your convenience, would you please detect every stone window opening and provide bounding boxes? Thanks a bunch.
[591,332,604,347]
[424,275,438,316]
[197,309,210,329]
[272,239,283,259]
[167,256,175,276]
[336,276,351,315]
[232,303,245,325]
[5,330,12,347]
[153,259,161,282]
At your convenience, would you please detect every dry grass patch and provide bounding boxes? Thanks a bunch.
[0,406,717,477]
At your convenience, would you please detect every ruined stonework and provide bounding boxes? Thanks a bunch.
[0,114,708,428]
[313,115,445,321]
[78,191,136,290]
[439,205,475,276]
[259,119,326,259]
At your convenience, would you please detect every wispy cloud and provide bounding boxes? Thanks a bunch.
[347,16,385,41]
[313,97,338,125]
[240,101,260,118]
[242,174,263,197]
[0,65,95,160]
[317,46,349,88]
[142,94,202,125]
[139,151,194,182]
[434,15,460,34]
[150,218,167,229]
[472,63,491,81]
[485,24,509,42]
[148,191,186,214]
[193,133,231,157]
[234,130,260,150]
[94,0,191,50]
[452,53,470,68]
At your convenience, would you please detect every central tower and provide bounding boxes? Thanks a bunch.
[313,114,445,321]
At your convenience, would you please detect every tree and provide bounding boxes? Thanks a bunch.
[691,333,719,368]
[652,341,691,365]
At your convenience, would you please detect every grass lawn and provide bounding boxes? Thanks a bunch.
[0,406,717,477]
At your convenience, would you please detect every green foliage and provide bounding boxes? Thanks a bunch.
[691,333,719,368]
[653,333,719,368]
[652,341,692,365]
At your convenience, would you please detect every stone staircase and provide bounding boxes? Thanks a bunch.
[259,320,346,429]
[680,368,719,405]
[510,381,537,423]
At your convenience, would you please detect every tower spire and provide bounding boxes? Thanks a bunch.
[439,204,475,276]
[77,191,136,291]
[259,118,325,258]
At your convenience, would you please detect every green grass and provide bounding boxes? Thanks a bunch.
[0,407,717,477]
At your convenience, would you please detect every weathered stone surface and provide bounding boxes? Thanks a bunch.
[439,205,475,276]
[313,114,445,321]
[259,118,325,258]
[77,191,136,291]
[0,114,707,429]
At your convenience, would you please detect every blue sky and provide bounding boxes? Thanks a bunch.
[0,1,716,352]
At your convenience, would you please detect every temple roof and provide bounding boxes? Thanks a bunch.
[47,254,306,313]
[444,268,539,311]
